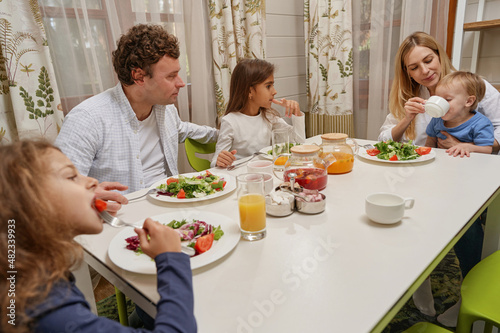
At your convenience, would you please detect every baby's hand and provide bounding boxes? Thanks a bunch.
[446,143,471,158]
[272,98,302,117]
[216,150,237,168]
[135,218,181,259]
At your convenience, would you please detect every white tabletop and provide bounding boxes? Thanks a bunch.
[77,138,500,333]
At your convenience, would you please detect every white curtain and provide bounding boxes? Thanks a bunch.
[304,0,354,137]
[0,0,64,143]
[352,0,449,140]
[207,0,266,121]
[38,0,215,173]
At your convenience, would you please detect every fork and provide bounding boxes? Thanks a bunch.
[227,152,266,171]
[99,211,195,256]
[362,144,375,149]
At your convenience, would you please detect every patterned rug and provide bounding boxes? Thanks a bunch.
[383,249,462,332]
[96,250,462,332]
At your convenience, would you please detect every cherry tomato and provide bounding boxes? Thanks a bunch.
[366,148,380,156]
[206,170,213,176]
[195,233,214,254]
[167,178,178,185]
[94,199,107,212]
[415,147,432,155]
[222,181,227,188]
[177,189,186,199]
[389,155,398,161]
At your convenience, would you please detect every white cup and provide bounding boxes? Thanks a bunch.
[261,173,274,194]
[247,160,274,175]
[425,96,449,118]
[365,193,415,224]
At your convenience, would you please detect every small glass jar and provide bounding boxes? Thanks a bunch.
[320,133,357,174]
[282,145,329,191]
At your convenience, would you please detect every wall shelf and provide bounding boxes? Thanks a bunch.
[463,19,500,31]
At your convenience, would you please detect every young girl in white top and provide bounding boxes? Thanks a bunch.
[212,59,306,168]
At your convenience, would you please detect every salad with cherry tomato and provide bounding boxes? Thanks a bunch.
[156,170,226,199]
[125,218,224,256]
[367,140,431,161]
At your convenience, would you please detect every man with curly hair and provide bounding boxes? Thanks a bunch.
[55,24,218,194]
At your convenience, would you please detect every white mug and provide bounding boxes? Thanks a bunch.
[425,96,449,118]
[365,193,415,224]
[247,160,274,175]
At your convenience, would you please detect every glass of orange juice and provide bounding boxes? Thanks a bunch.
[237,173,266,241]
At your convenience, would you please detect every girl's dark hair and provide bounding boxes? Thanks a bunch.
[225,58,278,120]
[112,23,180,85]
[0,140,83,332]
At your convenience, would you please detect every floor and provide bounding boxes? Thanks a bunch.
[94,276,116,302]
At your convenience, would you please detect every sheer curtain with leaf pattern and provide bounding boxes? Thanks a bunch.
[304,0,354,138]
[208,0,266,121]
[0,0,64,143]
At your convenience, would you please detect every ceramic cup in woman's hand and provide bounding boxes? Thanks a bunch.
[425,96,449,118]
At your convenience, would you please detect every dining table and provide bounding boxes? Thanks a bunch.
[75,136,500,333]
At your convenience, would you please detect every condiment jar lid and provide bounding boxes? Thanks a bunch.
[290,145,320,154]
[321,133,348,141]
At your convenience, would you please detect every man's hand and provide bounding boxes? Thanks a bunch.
[135,218,181,259]
[272,98,302,117]
[95,182,128,215]
[437,131,461,149]
[216,150,237,168]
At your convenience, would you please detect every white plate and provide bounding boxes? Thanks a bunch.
[259,146,274,160]
[108,211,240,274]
[357,147,436,163]
[148,172,236,203]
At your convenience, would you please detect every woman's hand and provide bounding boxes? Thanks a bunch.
[403,97,426,120]
[272,98,302,117]
[437,131,461,149]
[95,181,128,215]
[216,150,237,168]
[135,218,181,259]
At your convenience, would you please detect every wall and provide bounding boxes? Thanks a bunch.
[459,0,500,87]
[266,0,307,117]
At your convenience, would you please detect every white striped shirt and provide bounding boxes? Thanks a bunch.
[55,84,217,193]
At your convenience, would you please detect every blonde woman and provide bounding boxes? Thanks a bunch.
[378,31,500,153]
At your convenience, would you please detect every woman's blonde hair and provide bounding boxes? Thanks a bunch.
[438,71,485,111]
[0,140,83,333]
[389,31,454,139]
[225,58,279,121]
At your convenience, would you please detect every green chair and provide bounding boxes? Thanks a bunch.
[456,250,500,333]
[404,250,500,333]
[184,138,216,172]
[403,322,451,333]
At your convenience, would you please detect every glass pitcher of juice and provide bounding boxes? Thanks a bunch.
[319,133,358,174]
[279,145,333,191]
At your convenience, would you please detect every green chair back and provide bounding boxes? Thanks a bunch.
[184,138,216,172]
[456,250,500,333]
[403,322,451,333]
[404,250,500,333]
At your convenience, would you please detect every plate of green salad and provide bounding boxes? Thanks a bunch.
[108,210,240,273]
[358,140,435,163]
[148,171,236,202]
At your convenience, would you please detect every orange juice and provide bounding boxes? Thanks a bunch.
[324,152,354,174]
[274,155,289,166]
[238,194,266,232]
